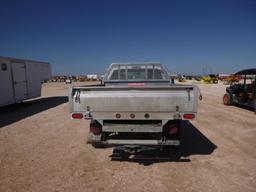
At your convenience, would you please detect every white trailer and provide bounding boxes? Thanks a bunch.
[0,56,51,107]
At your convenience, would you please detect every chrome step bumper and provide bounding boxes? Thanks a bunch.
[104,139,180,146]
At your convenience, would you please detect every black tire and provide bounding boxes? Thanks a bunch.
[92,143,105,148]
[254,99,256,114]
[162,145,180,154]
[223,93,232,105]
[120,151,130,160]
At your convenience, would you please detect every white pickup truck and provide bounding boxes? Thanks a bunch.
[69,63,201,150]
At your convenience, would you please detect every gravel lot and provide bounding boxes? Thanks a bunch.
[0,82,256,192]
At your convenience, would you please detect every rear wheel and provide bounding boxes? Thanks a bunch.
[92,143,105,148]
[254,99,256,114]
[223,93,232,105]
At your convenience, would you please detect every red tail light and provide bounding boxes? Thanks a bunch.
[163,121,179,135]
[90,121,102,135]
[72,113,83,119]
[183,114,195,119]
[169,127,178,134]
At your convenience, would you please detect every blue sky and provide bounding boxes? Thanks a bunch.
[0,0,255,75]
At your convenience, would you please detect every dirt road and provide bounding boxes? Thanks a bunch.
[0,82,255,192]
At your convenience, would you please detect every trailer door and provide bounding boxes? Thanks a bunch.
[11,62,28,101]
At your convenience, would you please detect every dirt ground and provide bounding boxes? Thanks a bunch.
[0,81,256,192]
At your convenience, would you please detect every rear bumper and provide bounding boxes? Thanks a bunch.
[87,133,180,146]
[103,139,180,146]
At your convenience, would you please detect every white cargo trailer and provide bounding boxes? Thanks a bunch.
[0,56,51,107]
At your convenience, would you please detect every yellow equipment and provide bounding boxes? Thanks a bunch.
[201,74,218,84]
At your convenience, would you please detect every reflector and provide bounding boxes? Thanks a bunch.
[128,82,145,86]
[183,114,195,119]
[72,113,83,119]
[169,127,178,134]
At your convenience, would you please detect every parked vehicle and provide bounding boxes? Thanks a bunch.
[69,63,201,151]
[201,74,218,84]
[177,74,186,82]
[223,68,256,113]
[221,74,241,85]
[0,56,51,107]
[65,78,72,84]
[50,75,68,82]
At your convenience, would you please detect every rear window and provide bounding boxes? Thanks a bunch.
[127,66,146,80]
[109,69,118,80]
[106,64,168,81]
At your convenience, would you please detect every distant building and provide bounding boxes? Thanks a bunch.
[86,74,99,80]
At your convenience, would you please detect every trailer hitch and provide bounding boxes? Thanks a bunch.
[114,145,158,154]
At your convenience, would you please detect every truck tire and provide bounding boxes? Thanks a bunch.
[223,93,232,105]
[92,143,105,148]
[254,99,256,114]
[162,145,180,154]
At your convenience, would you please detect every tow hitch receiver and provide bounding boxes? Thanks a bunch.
[110,145,160,160]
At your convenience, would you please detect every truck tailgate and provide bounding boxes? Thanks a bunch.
[70,85,199,118]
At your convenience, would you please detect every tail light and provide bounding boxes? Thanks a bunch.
[183,114,195,119]
[90,121,102,135]
[169,127,178,134]
[163,121,179,135]
[72,113,83,119]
